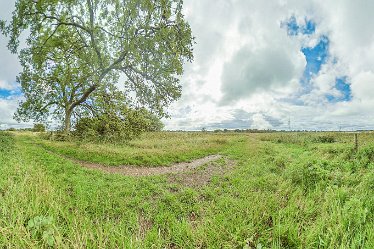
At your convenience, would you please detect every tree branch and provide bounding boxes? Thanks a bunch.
[69,84,97,112]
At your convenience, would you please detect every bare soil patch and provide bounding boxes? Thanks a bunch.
[45,146,236,180]
[61,154,223,176]
[167,157,236,187]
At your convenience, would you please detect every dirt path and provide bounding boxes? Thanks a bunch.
[66,154,223,176]
[168,157,236,187]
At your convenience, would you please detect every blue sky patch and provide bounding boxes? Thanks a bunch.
[326,77,352,102]
[284,16,329,91]
[285,16,316,36]
[0,89,13,98]
[284,17,352,104]
[301,36,329,85]
[302,19,316,35]
[0,87,22,99]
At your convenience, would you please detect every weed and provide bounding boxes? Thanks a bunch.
[27,216,56,247]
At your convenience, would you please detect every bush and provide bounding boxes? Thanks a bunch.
[33,123,46,132]
[313,135,335,143]
[73,108,164,142]
[0,132,14,152]
[143,112,164,132]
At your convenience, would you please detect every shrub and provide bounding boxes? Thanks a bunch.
[144,112,164,132]
[313,135,335,143]
[73,108,164,142]
[33,123,46,132]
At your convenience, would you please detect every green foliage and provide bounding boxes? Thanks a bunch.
[44,131,72,142]
[2,0,194,132]
[0,132,13,153]
[74,113,143,142]
[143,112,165,132]
[313,134,335,143]
[33,123,46,132]
[36,132,233,166]
[73,108,164,142]
[286,160,330,191]
[260,132,336,144]
[27,216,56,247]
[355,146,374,168]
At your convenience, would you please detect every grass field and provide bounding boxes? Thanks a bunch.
[1,131,374,248]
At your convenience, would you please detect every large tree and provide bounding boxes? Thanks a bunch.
[1,0,194,132]
[13,27,115,131]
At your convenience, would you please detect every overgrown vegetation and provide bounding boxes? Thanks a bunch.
[1,131,374,247]
[36,132,234,166]
[73,108,164,142]
[33,123,46,132]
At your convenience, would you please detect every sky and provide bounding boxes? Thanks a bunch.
[1,0,374,131]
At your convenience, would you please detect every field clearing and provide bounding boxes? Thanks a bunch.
[1,131,374,248]
[33,132,240,166]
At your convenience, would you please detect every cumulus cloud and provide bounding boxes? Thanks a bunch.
[0,0,20,85]
[351,71,374,101]
[220,45,305,104]
[0,0,23,130]
[1,0,374,130]
[315,2,374,87]
[0,97,29,129]
[0,80,15,90]
[251,113,272,130]
[163,0,374,131]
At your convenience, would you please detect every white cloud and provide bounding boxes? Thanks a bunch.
[251,113,272,130]
[1,0,374,130]
[0,0,21,87]
[163,0,374,130]
[0,80,15,90]
[220,45,305,104]
[0,97,28,129]
[351,71,374,101]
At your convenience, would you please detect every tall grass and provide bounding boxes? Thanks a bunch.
[1,131,374,248]
[32,132,239,166]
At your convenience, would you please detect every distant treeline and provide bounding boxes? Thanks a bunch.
[212,129,277,133]
[166,129,374,133]
[4,123,46,132]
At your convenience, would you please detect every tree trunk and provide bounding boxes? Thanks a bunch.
[64,109,72,134]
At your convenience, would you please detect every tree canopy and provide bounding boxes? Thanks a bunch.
[1,0,194,132]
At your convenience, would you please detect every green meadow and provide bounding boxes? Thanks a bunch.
[1,131,374,248]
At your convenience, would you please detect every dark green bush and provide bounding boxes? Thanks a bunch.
[0,132,13,152]
[313,135,335,143]
[73,108,164,142]
[33,123,46,132]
